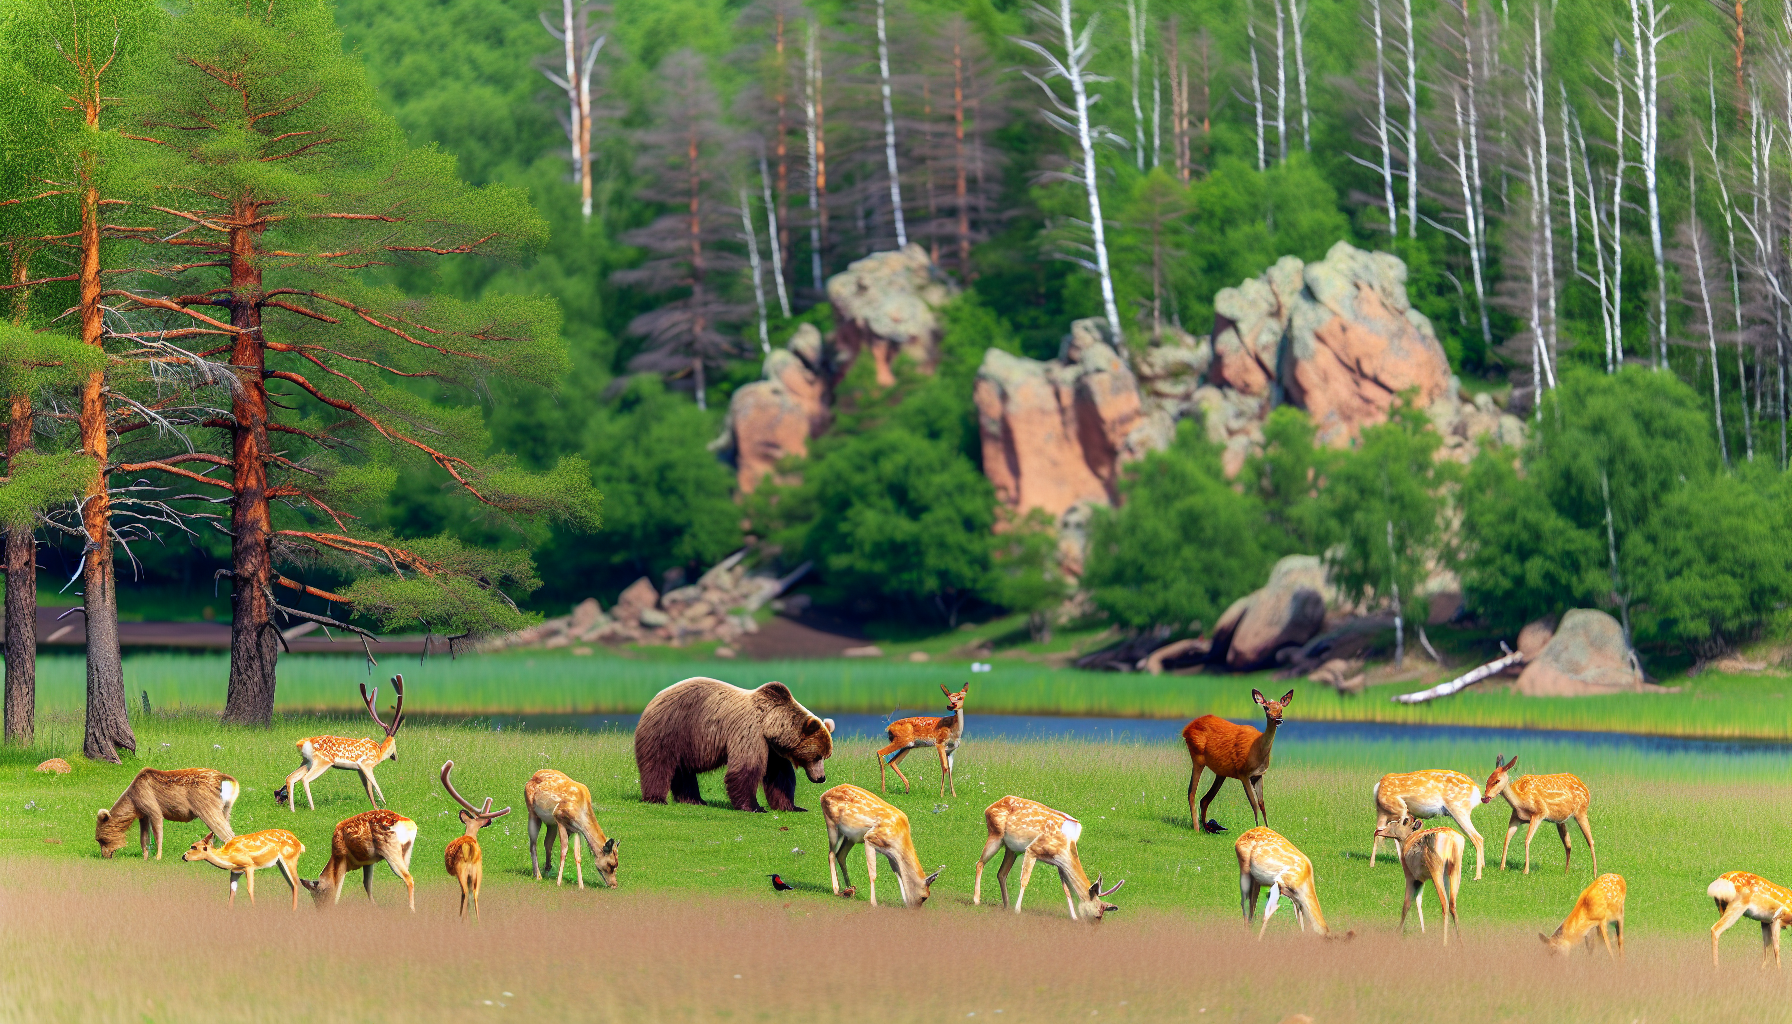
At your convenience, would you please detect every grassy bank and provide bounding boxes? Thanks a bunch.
[27,650,1792,740]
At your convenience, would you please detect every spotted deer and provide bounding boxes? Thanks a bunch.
[971,795,1124,922]
[298,809,418,911]
[1235,826,1340,939]
[441,760,510,920]
[1182,689,1292,833]
[1483,754,1597,875]
[1371,769,1486,880]
[1708,871,1792,968]
[181,829,306,910]
[877,682,968,797]
[819,784,943,908]
[525,768,619,889]
[276,676,404,811]
[96,767,237,859]
[1375,814,1465,945]
[1542,873,1626,958]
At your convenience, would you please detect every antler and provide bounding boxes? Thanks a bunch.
[387,675,404,737]
[360,681,388,733]
[1094,873,1125,898]
[440,759,511,821]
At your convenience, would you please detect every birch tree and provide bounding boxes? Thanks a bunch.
[1355,0,1399,233]
[1128,0,1147,170]
[1245,0,1269,170]
[1290,0,1312,151]
[1673,165,1730,465]
[875,0,907,247]
[804,20,828,289]
[540,1,607,221]
[1627,0,1670,367]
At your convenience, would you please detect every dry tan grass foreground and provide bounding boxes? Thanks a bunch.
[1,857,1784,1024]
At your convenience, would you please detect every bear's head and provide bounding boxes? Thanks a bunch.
[756,681,834,783]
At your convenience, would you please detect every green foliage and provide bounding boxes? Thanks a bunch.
[0,450,94,530]
[1243,405,1333,555]
[1456,449,1606,631]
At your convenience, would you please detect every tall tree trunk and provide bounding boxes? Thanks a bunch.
[1689,168,1730,466]
[1401,0,1419,237]
[1629,0,1667,367]
[804,21,824,290]
[875,0,906,248]
[222,208,278,726]
[1167,23,1185,180]
[759,151,790,318]
[1245,0,1267,171]
[774,12,792,298]
[953,32,972,275]
[4,259,35,746]
[1371,0,1396,234]
[741,186,771,355]
[1127,0,1146,169]
[1050,0,1122,343]
[1531,10,1558,365]
[1272,0,1287,162]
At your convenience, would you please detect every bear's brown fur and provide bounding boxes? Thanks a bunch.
[635,677,835,812]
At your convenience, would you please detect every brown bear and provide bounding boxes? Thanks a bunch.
[635,677,835,812]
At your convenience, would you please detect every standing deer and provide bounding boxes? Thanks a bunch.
[1235,826,1339,939]
[1708,871,1792,968]
[96,767,237,859]
[525,768,619,889]
[1482,754,1597,875]
[819,783,943,908]
[297,809,418,911]
[440,760,510,920]
[1371,769,1487,880]
[1541,873,1626,958]
[971,795,1124,922]
[1182,689,1292,833]
[876,682,968,797]
[276,676,404,811]
[1375,814,1465,945]
[181,830,306,910]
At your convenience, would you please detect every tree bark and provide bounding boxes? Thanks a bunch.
[222,206,277,726]
[4,254,35,746]
[875,0,906,248]
[952,31,971,275]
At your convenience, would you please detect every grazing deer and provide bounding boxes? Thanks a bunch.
[1541,873,1626,959]
[96,767,237,860]
[181,830,306,910]
[1482,754,1597,875]
[1235,826,1338,939]
[877,682,968,797]
[525,768,619,889]
[298,809,418,910]
[276,676,404,811]
[1371,769,1487,880]
[1708,871,1792,968]
[1182,689,1292,833]
[971,795,1124,922]
[440,760,510,920]
[819,783,943,908]
[1375,814,1465,946]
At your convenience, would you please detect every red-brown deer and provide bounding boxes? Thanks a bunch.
[525,768,619,889]
[877,682,968,797]
[297,809,418,911]
[1708,871,1792,968]
[1182,689,1292,833]
[820,784,943,908]
[1371,769,1487,879]
[1542,873,1626,958]
[441,760,510,920]
[276,676,404,811]
[1483,754,1598,875]
[181,830,306,910]
[1375,814,1465,945]
[971,795,1123,922]
[1235,826,1340,939]
[96,767,237,859]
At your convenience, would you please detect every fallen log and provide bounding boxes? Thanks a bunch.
[1391,644,1522,704]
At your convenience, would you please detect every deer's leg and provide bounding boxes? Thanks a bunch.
[369,769,388,807]
[1371,812,1389,867]
[1767,920,1785,968]
[1712,900,1749,967]
[229,870,242,907]
[886,748,914,794]
[1599,920,1616,959]
[1451,807,1486,881]
[1240,869,1258,923]
[571,828,586,890]
[390,851,416,912]
[153,818,165,860]
[355,765,380,808]
[1249,775,1268,826]
[1198,775,1227,832]
[1556,820,1574,872]
[244,867,257,905]
[1014,851,1039,915]
[936,742,951,799]
[138,818,151,860]
[359,864,376,902]
[300,760,331,810]
[1614,917,1624,959]
[1575,811,1597,875]
[471,873,481,922]
[277,856,299,911]
[973,833,1002,905]
[527,812,543,880]
[864,840,879,908]
[1062,875,1079,921]
[1188,765,1204,831]
[1441,858,1462,944]
[995,849,1018,908]
[1500,810,1520,870]
[1522,815,1544,875]
[284,765,308,811]
[1401,878,1420,934]
[554,823,570,886]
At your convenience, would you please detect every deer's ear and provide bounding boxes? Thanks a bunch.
[96,809,109,821]
[1252,689,1268,706]
[1494,753,1504,768]
[924,868,942,886]
[1505,756,1518,773]
[1539,933,1550,944]
[601,838,619,855]
[1279,690,1294,706]
[941,684,953,696]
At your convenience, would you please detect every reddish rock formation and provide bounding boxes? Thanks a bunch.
[717,325,830,493]
[1209,256,1302,397]
[827,244,957,385]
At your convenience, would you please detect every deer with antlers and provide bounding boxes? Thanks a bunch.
[440,760,510,920]
[877,682,968,797]
[1542,873,1626,959]
[526,768,619,890]
[1235,826,1342,939]
[1375,814,1465,945]
[1371,769,1487,880]
[1182,689,1291,833]
[1482,754,1598,875]
[275,676,404,811]
[972,795,1124,922]
[819,784,943,908]
[298,809,418,911]
[181,829,306,910]
[1708,871,1792,968]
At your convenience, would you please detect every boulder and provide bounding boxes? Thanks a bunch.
[719,325,830,493]
[827,244,958,385]
[1513,609,1647,696]
[1516,616,1557,661]
[1226,555,1330,670]
[1207,594,1253,665]
[615,577,660,620]
[1210,256,1303,397]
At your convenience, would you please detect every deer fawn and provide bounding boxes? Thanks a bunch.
[181,830,306,910]
[97,767,237,860]
[298,809,418,911]
[819,784,943,908]
[1182,689,1292,833]
[1542,873,1626,959]
[972,795,1124,922]
[441,760,510,920]
[877,682,968,797]
[1235,827,1339,939]
[525,768,619,889]
[276,676,404,811]
[1371,769,1487,880]
[1375,814,1465,945]
[1482,754,1597,875]
[1708,871,1792,968]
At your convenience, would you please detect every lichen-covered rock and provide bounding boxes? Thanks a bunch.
[1210,256,1303,397]
[1226,555,1330,670]
[827,244,957,385]
[719,325,831,493]
[1513,609,1648,696]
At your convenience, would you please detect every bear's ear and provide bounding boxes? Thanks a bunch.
[822,718,835,733]
[757,681,794,703]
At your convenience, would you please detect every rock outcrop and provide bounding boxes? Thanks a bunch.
[1214,555,1332,670]
[1513,609,1648,696]
[827,244,958,386]
[715,325,830,493]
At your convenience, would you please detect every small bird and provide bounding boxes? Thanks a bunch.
[1202,819,1228,834]
[769,874,795,892]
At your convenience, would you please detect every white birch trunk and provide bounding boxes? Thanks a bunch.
[1525,144,1550,407]
[1247,0,1267,171]
[759,151,791,318]
[1573,117,1615,367]
[1370,0,1397,234]
[740,187,771,355]
[1530,12,1557,362]
[1609,36,1627,370]
[563,0,580,189]
[1688,167,1730,465]
[1273,0,1288,162]
[1291,0,1311,151]
[804,22,824,291]
[1387,520,1404,669]
[1629,0,1668,368]
[876,0,907,248]
[1152,53,1162,167]
[1401,0,1419,237]
[1561,85,1579,271]
[1452,89,1494,355]
[1128,0,1146,169]
[1461,0,1488,284]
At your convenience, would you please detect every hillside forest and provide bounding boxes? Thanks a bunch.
[4,0,1792,757]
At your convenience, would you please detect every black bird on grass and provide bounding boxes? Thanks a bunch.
[769,874,795,891]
